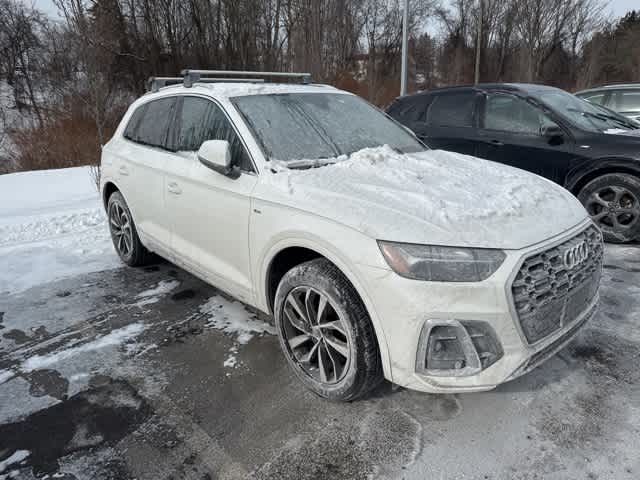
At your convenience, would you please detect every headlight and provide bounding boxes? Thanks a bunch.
[378,241,506,282]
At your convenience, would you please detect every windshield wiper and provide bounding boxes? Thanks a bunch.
[284,157,339,170]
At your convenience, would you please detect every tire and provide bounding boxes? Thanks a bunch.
[107,191,153,266]
[274,258,383,401]
[577,173,640,243]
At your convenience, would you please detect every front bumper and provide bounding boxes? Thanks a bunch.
[357,220,602,393]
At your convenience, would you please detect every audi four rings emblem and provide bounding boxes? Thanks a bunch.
[563,241,589,269]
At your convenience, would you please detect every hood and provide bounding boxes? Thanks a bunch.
[256,146,588,250]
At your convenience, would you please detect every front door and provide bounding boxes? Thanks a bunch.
[164,95,258,303]
[476,92,576,185]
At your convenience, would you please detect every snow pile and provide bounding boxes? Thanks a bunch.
[200,295,275,344]
[0,450,30,475]
[0,166,120,293]
[260,146,587,249]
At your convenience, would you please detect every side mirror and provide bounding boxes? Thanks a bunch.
[541,125,564,144]
[198,140,240,179]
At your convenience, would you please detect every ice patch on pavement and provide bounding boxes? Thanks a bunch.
[200,296,275,344]
[132,280,180,307]
[0,167,120,294]
[21,323,146,372]
[223,355,238,368]
[0,449,30,474]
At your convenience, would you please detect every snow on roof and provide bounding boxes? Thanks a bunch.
[151,81,342,99]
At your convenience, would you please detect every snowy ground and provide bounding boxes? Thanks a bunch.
[0,167,639,479]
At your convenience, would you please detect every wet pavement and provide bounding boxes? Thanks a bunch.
[0,245,639,479]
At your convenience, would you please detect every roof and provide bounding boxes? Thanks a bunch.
[148,81,341,100]
[397,82,563,100]
[576,83,640,95]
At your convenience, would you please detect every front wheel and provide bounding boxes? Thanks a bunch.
[578,173,640,243]
[274,258,383,401]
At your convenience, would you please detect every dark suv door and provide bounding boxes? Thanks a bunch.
[476,92,577,185]
[390,90,481,156]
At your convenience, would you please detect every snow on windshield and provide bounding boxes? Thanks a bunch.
[232,93,425,162]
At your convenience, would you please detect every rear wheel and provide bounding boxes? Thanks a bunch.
[274,258,383,401]
[107,191,152,266]
[578,173,640,243]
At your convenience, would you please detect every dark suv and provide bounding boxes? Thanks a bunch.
[387,83,640,243]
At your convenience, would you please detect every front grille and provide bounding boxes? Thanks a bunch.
[511,225,603,344]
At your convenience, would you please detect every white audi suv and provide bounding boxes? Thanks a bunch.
[101,71,603,401]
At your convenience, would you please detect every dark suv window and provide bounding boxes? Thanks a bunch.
[126,97,176,148]
[426,92,476,127]
[173,96,253,172]
[484,93,558,134]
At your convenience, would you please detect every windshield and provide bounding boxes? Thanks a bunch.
[231,93,426,164]
[536,90,638,132]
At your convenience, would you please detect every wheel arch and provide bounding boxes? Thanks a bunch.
[566,158,640,195]
[261,237,392,380]
[102,181,121,209]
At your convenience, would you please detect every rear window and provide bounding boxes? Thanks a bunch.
[126,97,176,149]
[388,96,431,123]
[426,92,476,127]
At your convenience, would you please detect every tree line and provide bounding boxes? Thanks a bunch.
[0,0,638,174]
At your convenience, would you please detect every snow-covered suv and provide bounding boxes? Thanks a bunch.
[101,71,603,401]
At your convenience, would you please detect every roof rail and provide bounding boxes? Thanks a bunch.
[181,69,312,87]
[147,76,267,93]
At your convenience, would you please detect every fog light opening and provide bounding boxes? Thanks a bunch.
[417,320,503,377]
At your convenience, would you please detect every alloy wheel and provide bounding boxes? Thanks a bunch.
[281,286,351,384]
[109,202,134,258]
[585,185,640,233]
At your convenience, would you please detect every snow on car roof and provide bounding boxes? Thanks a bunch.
[152,82,343,100]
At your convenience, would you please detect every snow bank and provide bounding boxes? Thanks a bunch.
[0,166,120,293]
[259,146,588,249]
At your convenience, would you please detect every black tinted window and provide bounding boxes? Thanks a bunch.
[135,98,176,148]
[389,97,430,122]
[123,104,147,141]
[175,96,253,171]
[484,93,557,134]
[426,93,475,127]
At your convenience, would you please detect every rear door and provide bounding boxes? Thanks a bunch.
[117,97,177,254]
[163,95,258,303]
[476,92,576,184]
[417,91,481,156]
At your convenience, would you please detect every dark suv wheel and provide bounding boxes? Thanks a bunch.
[107,191,153,266]
[578,173,640,243]
[274,258,383,401]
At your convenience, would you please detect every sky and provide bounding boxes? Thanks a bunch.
[31,0,640,22]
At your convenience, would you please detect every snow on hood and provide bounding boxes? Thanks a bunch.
[258,146,588,249]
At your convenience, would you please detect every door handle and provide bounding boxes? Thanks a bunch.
[118,166,130,176]
[167,182,182,195]
[488,139,504,146]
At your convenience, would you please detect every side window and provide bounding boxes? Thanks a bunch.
[135,98,176,148]
[175,96,253,172]
[617,91,640,111]
[123,104,147,141]
[484,93,557,135]
[426,92,476,127]
[583,93,606,106]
